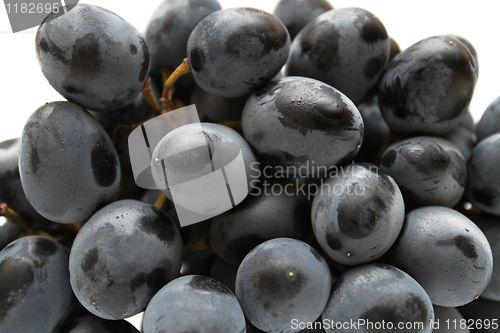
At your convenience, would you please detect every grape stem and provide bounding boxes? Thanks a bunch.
[141,77,162,117]
[183,236,211,254]
[160,58,192,113]
[219,120,242,131]
[154,193,167,210]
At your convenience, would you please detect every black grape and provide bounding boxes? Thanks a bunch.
[151,122,259,200]
[459,298,500,332]
[354,95,390,162]
[235,238,331,333]
[190,85,249,123]
[286,7,391,105]
[273,0,332,40]
[378,36,476,135]
[322,264,434,333]
[69,200,183,320]
[433,306,470,333]
[187,7,290,98]
[145,0,221,79]
[35,4,150,112]
[447,34,479,78]
[389,37,400,61]
[208,257,238,293]
[143,275,246,333]
[209,182,311,266]
[0,228,5,250]
[475,96,500,143]
[380,136,467,208]
[387,206,493,307]
[466,133,500,215]
[0,138,56,230]
[444,126,475,161]
[1,221,25,246]
[59,314,140,333]
[241,76,363,176]
[458,109,475,132]
[19,102,121,224]
[311,163,404,265]
[0,236,76,332]
[471,214,500,301]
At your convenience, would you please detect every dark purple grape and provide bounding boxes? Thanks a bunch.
[286,7,391,105]
[19,102,121,224]
[236,238,331,333]
[35,4,150,112]
[354,95,390,162]
[145,0,221,77]
[69,200,182,320]
[0,138,56,230]
[0,221,25,246]
[273,0,332,40]
[59,314,140,333]
[458,298,500,332]
[471,214,500,301]
[433,306,470,333]
[311,163,404,265]
[0,236,76,332]
[209,182,311,266]
[322,264,434,333]
[444,126,475,161]
[380,136,467,208]
[389,37,400,61]
[387,206,493,307]
[143,275,246,333]
[466,133,500,215]
[475,96,500,143]
[459,109,475,132]
[378,36,476,135]
[190,85,248,123]
[187,7,290,98]
[241,76,363,176]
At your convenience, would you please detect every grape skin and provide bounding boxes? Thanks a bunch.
[143,275,246,333]
[0,236,76,333]
[286,7,391,105]
[187,7,290,98]
[235,238,331,333]
[322,264,434,333]
[387,206,493,307]
[69,200,183,320]
[35,4,150,112]
[19,102,121,224]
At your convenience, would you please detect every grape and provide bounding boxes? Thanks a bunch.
[143,275,246,333]
[273,0,332,40]
[145,0,221,78]
[354,95,390,162]
[187,7,290,98]
[380,136,467,209]
[0,228,5,250]
[19,102,121,224]
[475,96,500,142]
[387,206,493,307]
[235,238,331,333]
[69,200,182,320]
[35,4,150,112]
[0,221,25,246]
[443,126,475,161]
[433,306,470,333]
[471,214,500,301]
[151,122,259,201]
[0,236,76,333]
[241,76,363,176]
[208,257,238,293]
[311,163,404,265]
[209,182,311,266]
[59,314,140,333]
[465,133,500,215]
[458,109,475,132]
[0,138,55,230]
[378,36,476,135]
[286,7,391,105]
[447,34,479,78]
[459,298,500,333]
[322,263,434,333]
[389,37,400,61]
[190,85,249,123]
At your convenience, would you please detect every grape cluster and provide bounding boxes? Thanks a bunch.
[1,1,500,333]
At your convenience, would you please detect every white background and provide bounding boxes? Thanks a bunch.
[1,0,499,329]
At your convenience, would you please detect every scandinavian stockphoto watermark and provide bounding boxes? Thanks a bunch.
[3,0,79,33]
[129,105,249,227]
